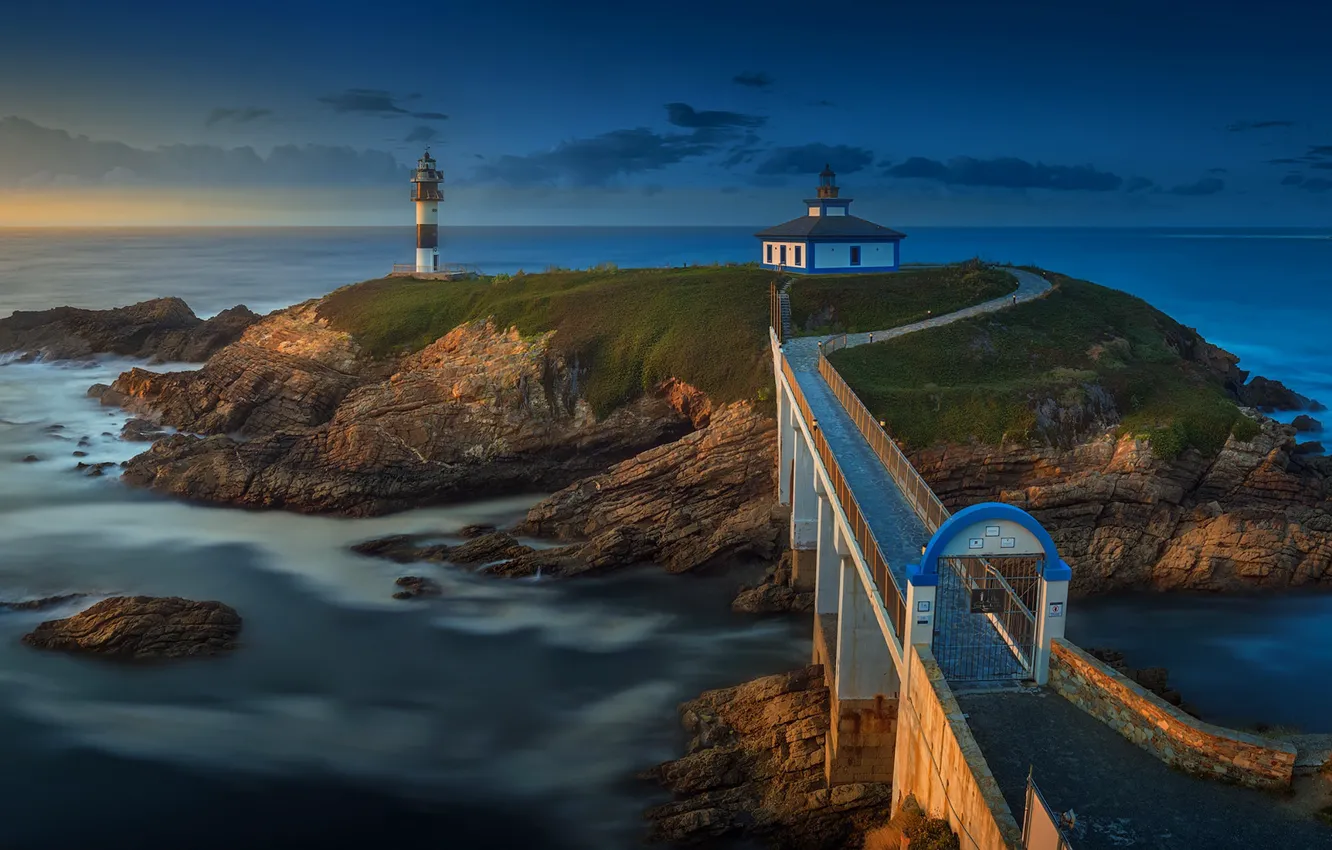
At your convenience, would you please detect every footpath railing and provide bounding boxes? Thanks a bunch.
[1022,771,1074,850]
[779,354,908,643]
[816,350,951,534]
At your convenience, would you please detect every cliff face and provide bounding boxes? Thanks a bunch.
[0,298,260,362]
[912,419,1332,594]
[102,309,692,515]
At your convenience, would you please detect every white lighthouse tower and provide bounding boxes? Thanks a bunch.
[410,149,443,273]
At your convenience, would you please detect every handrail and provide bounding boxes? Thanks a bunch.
[817,350,952,534]
[779,354,908,645]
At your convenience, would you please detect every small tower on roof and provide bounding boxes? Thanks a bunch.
[754,166,906,274]
[410,149,443,273]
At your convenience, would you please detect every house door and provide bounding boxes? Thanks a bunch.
[779,244,787,265]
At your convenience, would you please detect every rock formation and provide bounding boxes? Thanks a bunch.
[732,553,814,614]
[912,417,1332,594]
[21,595,242,659]
[642,666,892,849]
[102,314,692,515]
[0,298,259,362]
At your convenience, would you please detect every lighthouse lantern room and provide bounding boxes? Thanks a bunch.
[411,150,443,273]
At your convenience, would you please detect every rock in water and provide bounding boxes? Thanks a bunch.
[0,299,259,362]
[643,666,892,848]
[392,576,443,599]
[21,596,242,659]
[1292,414,1323,433]
[445,532,533,565]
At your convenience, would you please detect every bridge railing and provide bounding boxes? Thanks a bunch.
[816,350,951,534]
[780,355,908,644]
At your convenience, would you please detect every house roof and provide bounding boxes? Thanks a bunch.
[754,215,908,240]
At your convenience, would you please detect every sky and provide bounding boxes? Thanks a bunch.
[1,0,1329,226]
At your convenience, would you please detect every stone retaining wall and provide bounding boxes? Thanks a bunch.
[892,645,1022,850]
[1049,639,1296,789]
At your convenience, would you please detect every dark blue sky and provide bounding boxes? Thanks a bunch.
[2,0,1329,224]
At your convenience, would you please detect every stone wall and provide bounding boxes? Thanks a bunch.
[892,645,1022,850]
[1049,639,1297,789]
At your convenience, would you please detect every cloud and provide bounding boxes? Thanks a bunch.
[317,89,448,120]
[472,127,723,186]
[1226,119,1295,132]
[809,100,836,107]
[1207,167,1229,174]
[0,117,407,187]
[754,144,875,176]
[1267,158,1302,164]
[1309,146,1332,157]
[204,107,272,127]
[1311,162,1332,170]
[664,103,765,130]
[1168,177,1225,196]
[1124,176,1156,193]
[1297,178,1332,192]
[885,156,1123,191]
[733,72,774,89]
[405,126,438,143]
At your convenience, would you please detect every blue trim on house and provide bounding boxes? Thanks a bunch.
[916,502,1071,581]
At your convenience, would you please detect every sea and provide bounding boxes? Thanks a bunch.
[1,226,1331,848]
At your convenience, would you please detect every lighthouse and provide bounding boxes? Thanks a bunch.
[410,149,443,272]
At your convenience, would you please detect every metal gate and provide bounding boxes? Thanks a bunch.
[933,555,1042,682]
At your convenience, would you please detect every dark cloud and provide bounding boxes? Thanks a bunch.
[1226,119,1295,132]
[204,107,272,127]
[885,156,1123,191]
[1124,176,1156,192]
[664,103,765,129]
[754,144,875,176]
[1207,167,1229,174]
[1168,177,1226,196]
[316,89,448,120]
[733,72,774,89]
[1310,162,1332,170]
[471,127,722,186]
[1281,174,1306,186]
[474,153,485,159]
[809,100,836,107]
[405,126,438,143]
[0,117,406,187]
[1267,158,1302,164]
[1298,178,1332,192]
[1307,146,1332,157]
[718,131,764,169]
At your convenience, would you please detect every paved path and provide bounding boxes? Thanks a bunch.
[959,689,1330,849]
[784,268,1051,371]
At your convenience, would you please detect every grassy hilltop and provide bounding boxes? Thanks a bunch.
[316,262,1014,415]
[829,271,1260,458]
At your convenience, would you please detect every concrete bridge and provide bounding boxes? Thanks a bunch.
[766,270,1321,850]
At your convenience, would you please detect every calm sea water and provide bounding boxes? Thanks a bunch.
[0,226,1331,847]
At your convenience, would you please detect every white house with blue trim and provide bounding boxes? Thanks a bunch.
[755,165,906,274]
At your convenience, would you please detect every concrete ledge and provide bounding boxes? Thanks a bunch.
[1049,639,1296,789]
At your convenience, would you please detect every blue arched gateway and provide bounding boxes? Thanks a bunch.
[904,503,1072,685]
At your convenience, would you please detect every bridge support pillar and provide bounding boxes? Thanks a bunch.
[776,375,795,507]
[789,434,818,591]
[814,495,841,614]
[826,556,899,786]
[1033,575,1069,685]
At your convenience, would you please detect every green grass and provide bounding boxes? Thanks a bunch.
[788,262,1016,335]
[316,262,1012,417]
[829,272,1259,458]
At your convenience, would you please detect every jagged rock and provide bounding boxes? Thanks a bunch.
[21,595,241,659]
[19,455,40,463]
[1238,376,1325,412]
[732,553,814,613]
[391,576,442,599]
[484,545,590,578]
[912,417,1332,594]
[644,666,892,849]
[0,593,88,611]
[445,532,533,565]
[111,317,690,515]
[1293,415,1323,433]
[0,298,260,362]
[520,403,786,574]
[350,534,450,563]
[121,418,167,442]
[1294,441,1325,456]
[457,523,497,538]
[71,450,87,458]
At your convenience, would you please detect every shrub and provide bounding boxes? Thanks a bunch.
[863,797,960,850]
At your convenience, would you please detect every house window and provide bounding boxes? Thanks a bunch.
[779,244,787,265]
[766,244,773,263]
[794,245,802,265]
[850,245,861,266]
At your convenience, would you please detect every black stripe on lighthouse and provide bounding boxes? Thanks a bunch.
[417,225,438,249]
